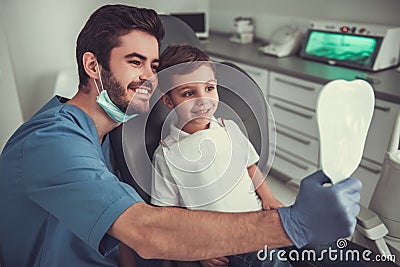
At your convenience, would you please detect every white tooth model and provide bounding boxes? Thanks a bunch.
[317,79,375,184]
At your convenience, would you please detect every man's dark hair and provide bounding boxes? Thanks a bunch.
[76,4,165,88]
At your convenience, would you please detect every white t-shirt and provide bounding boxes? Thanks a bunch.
[151,118,262,212]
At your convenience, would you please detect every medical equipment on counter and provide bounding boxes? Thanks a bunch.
[300,21,400,71]
[259,25,302,58]
[229,17,254,44]
[316,79,374,184]
[358,110,400,264]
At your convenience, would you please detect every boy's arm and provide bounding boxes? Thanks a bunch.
[247,164,284,210]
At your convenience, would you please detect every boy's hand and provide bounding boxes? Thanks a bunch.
[262,196,284,211]
[200,256,229,267]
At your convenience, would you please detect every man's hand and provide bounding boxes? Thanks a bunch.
[277,171,362,248]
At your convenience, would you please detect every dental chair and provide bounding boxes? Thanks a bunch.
[352,110,400,266]
[109,15,272,267]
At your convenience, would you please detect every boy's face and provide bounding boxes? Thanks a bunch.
[162,64,219,132]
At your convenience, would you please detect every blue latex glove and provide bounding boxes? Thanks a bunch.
[278,171,362,248]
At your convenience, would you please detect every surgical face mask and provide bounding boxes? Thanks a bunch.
[94,63,138,123]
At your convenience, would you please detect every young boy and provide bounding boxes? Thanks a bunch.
[151,44,290,267]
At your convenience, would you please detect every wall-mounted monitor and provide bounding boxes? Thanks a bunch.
[170,12,209,39]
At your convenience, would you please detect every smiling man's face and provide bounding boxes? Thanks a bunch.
[105,30,160,114]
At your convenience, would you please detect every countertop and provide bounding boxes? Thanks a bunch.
[202,33,400,104]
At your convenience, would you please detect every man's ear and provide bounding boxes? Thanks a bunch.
[82,52,100,80]
[161,94,174,110]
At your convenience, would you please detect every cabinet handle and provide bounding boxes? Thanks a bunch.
[286,179,301,190]
[374,105,391,112]
[273,103,313,119]
[245,69,262,77]
[275,151,309,170]
[359,162,381,174]
[275,77,316,91]
[276,128,311,145]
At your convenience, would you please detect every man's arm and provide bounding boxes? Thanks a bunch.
[108,202,292,261]
[109,171,362,260]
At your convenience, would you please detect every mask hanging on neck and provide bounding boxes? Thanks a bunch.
[93,62,138,123]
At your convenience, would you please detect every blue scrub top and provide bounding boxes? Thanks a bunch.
[0,97,143,267]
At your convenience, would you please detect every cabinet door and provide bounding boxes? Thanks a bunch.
[363,99,400,164]
[269,97,319,139]
[210,56,268,96]
[233,62,268,96]
[352,158,382,207]
[271,148,318,183]
[276,124,320,165]
[269,72,322,110]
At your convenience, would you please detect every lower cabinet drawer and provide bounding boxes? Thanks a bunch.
[271,148,318,184]
[352,158,382,207]
[269,72,322,110]
[269,97,318,139]
[363,99,400,165]
[276,124,319,165]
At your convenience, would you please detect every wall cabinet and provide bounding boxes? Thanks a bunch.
[353,158,382,206]
[208,55,400,206]
[269,98,319,139]
[268,72,323,185]
[269,71,400,207]
[353,99,399,206]
[211,56,268,97]
[363,99,400,165]
[269,72,321,110]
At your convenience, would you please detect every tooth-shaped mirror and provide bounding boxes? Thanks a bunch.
[317,79,375,184]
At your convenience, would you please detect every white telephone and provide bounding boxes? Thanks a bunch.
[259,25,302,58]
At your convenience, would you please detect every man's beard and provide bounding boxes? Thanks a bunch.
[101,68,150,114]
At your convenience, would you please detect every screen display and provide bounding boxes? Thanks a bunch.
[301,30,382,69]
[171,13,206,33]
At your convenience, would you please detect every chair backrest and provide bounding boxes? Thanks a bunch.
[110,15,272,204]
[158,15,202,52]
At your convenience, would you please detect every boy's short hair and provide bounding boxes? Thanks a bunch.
[158,44,210,71]
[158,44,214,93]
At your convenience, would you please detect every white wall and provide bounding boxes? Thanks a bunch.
[0,1,23,151]
[1,0,209,120]
[133,0,208,14]
[2,0,399,120]
[1,0,112,120]
[210,0,400,40]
